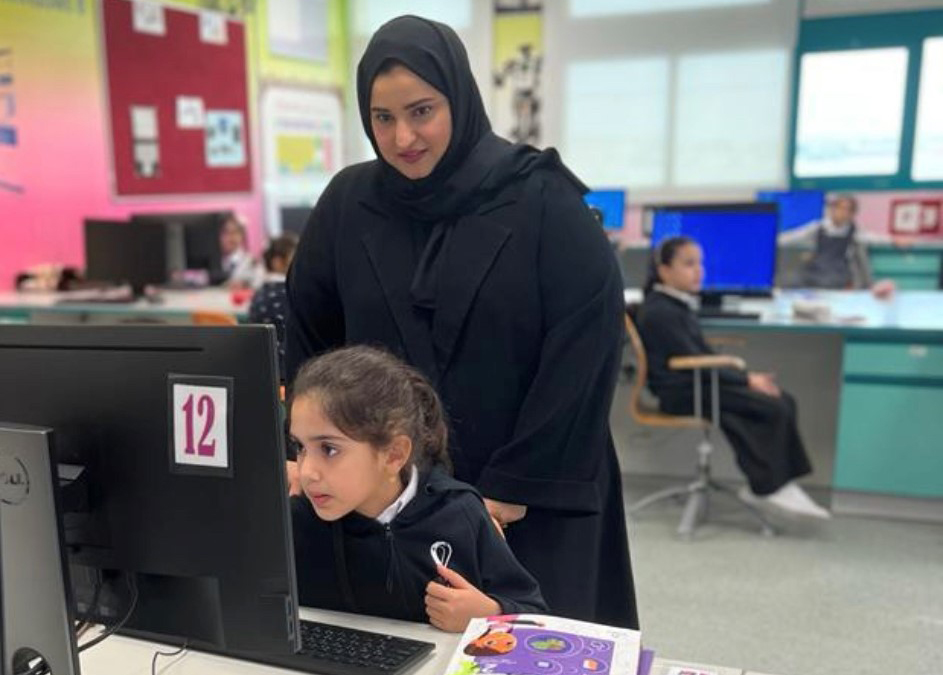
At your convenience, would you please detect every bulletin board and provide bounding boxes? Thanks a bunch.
[102,0,253,195]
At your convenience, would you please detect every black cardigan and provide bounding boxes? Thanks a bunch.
[291,467,547,623]
[635,290,748,399]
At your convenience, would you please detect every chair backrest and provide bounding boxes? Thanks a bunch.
[623,310,651,425]
[191,310,238,326]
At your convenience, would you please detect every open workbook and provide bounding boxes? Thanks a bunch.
[443,614,645,675]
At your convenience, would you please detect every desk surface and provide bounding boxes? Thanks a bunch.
[78,608,746,675]
[0,288,249,320]
[625,290,943,336]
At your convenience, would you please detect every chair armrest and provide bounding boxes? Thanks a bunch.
[668,355,746,371]
[705,336,746,348]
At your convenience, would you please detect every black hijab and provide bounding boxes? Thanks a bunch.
[356,15,586,308]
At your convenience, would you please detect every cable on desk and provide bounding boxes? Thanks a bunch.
[150,641,189,675]
[78,573,139,653]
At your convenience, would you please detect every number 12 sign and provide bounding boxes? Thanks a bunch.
[169,375,234,475]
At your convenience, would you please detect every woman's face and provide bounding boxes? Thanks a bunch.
[369,64,453,180]
[658,243,704,294]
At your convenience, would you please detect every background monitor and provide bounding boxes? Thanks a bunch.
[279,206,311,238]
[0,325,298,657]
[756,189,824,232]
[583,189,626,231]
[131,211,230,283]
[650,202,779,297]
[83,219,171,295]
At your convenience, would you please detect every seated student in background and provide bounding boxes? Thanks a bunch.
[217,213,261,288]
[778,194,895,297]
[289,346,547,632]
[636,236,831,520]
[249,234,298,381]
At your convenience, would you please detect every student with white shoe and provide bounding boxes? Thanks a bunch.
[636,236,831,521]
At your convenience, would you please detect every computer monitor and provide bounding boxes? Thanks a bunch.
[280,206,312,237]
[583,189,626,231]
[84,219,171,296]
[131,211,230,283]
[755,189,824,232]
[650,203,778,302]
[0,324,298,657]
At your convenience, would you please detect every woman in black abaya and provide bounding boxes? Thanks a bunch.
[285,15,638,629]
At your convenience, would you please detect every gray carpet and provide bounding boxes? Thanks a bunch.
[623,478,943,675]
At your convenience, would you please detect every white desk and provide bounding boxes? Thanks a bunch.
[0,288,249,323]
[79,608,745,675]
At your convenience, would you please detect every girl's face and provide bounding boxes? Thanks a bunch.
[220,220,246,256]
[291,394,410,521]
[369,64,453,180]
[658,243,704,294]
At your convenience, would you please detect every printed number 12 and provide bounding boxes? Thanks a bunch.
[182,394,217,456]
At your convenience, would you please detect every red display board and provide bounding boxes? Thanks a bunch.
[103,0,252,195]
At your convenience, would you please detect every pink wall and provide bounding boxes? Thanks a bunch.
[0,5,263,291]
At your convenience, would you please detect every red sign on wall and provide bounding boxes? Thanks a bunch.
[103,0,253,196]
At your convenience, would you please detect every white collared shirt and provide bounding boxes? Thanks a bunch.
[376,465,419,525]
[653,283,699,310]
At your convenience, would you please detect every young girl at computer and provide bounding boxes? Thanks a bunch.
[635,236,830,520]
[289,346,546,632]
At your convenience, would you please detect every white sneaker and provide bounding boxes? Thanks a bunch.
[762,482,832,520]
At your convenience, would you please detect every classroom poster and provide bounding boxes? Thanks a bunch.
[492,0,543,146]
[260,85,342,235]
[0,45,20,194]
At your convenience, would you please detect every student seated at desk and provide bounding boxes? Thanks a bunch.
[779,194,895,298]
[217,213,262,288]
[249,234,298,380]
[636,237,831,520]
[289,346,547,632]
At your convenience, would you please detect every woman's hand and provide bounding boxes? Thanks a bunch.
[483,498,527,529]
[425,565,501,633]
[748,372,781,398]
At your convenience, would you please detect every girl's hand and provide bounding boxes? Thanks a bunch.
[748,372,781,398]
[286,460,302,496]
[425,565,501,633]
[483,498,527,528]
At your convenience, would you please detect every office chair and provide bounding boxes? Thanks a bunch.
[623,312,776,538]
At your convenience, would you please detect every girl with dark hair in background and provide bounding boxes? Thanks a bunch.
[636,236,830,520]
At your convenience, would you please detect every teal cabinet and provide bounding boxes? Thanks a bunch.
[868,248,941,290]
[835,340,943,497]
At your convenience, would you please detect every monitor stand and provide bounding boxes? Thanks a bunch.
[697,293,760,320]
[0,423,81,675]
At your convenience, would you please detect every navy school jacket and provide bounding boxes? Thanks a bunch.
[291,466,547,623]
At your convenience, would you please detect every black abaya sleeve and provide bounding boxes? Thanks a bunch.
[475,173,625,514]
[285,180,346,385]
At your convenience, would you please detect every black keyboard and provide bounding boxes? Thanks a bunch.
[200,618,436,675]
[247,620,436,675]
[299,620,433,672]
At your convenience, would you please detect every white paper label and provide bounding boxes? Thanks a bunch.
[172,384,229,469]
[199,11,228,45]
[132,1,166,36]
[176,96,205,129]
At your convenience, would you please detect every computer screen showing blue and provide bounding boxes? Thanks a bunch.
[651,204,778,295]
[583,189,626,231]
[756,189,824,232]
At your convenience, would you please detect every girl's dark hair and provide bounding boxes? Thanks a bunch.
[643,235,698,296]
[290,346,452,481]
[263,234,299,271]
